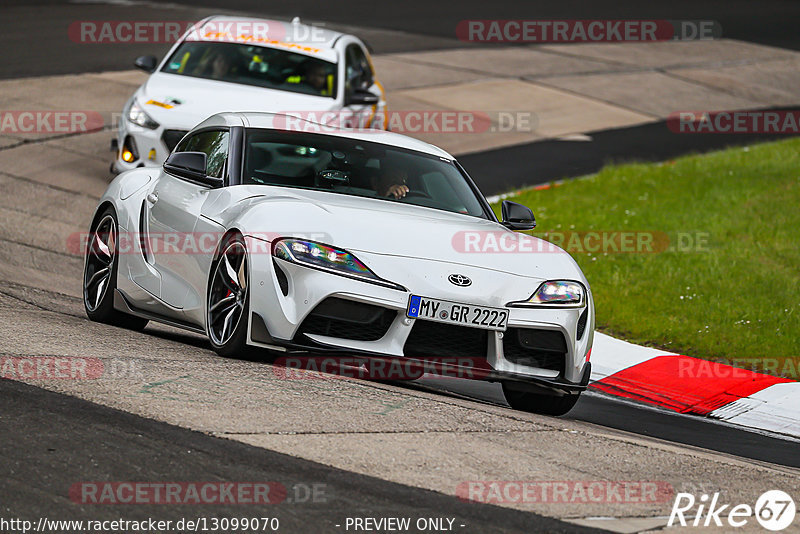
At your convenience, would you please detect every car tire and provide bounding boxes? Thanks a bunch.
[83,206,148,331]
[207,232,254,359]
[502,383,581,416]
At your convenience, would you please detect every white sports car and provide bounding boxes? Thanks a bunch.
[87,112,594,415]
[113,15,385,172]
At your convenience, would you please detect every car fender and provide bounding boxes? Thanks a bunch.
[92,168,163,304]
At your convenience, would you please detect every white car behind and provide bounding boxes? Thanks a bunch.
[113,15,386,172]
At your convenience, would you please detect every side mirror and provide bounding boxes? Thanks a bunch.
[501,200,536,230]
[134,55,158,73]
[163,152,222,187]
[345,89,379,106]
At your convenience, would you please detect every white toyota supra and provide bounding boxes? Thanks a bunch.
[86,112,594,416]
[113,15,385,172]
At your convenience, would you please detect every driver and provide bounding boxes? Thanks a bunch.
[303,62,329,93]
[375,163,409,199]
[286,62,332,96]
[194,49,239,80]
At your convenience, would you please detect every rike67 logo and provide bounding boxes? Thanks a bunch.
[669,490,796,531]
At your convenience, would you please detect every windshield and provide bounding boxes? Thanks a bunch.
[160,41,337,98]
[242,130,488,218]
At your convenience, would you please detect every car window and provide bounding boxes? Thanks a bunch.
[242,129,487,219]
[161,41,337,98]
[345,44,373,92]
[177,130,229,178]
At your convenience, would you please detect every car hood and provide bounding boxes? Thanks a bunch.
[206,186,585,282]
[138,73,338,130]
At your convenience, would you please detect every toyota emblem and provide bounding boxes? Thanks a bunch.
[448,274,472,287]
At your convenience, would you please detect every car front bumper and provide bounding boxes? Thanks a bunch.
[246,248,594,388]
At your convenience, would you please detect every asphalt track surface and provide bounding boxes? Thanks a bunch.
[2,1,800,532]
[0,378,598,533]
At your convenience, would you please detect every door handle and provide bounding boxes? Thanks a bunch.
[146,192,158,204]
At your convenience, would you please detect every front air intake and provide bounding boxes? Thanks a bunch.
[296,297,396,342]
[503,328,566,373]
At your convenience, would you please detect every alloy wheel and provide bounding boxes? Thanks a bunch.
[208,240,248,346]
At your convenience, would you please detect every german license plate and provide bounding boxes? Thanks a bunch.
[406,295,508,331]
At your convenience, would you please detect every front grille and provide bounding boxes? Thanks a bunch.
[404,320,488,360]
[161,129,188,152]
[503,328,566,373]
[296,297,395,342]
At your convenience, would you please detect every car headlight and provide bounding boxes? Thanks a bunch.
[127,100,159,130]
[272,239,403,290]
[509,280,585,307]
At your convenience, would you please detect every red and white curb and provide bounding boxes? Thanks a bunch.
[590,333,800,439]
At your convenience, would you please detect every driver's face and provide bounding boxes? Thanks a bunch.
[211,55,230,78]
[307,68,326,89]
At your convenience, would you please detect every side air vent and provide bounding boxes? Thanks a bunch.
[139,199,151,263]
[273,260,289,296]
[576,308,588,340]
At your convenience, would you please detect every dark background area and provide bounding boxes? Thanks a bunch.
[1,0,799,79]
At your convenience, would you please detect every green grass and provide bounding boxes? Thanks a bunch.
[492,139,800,368]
